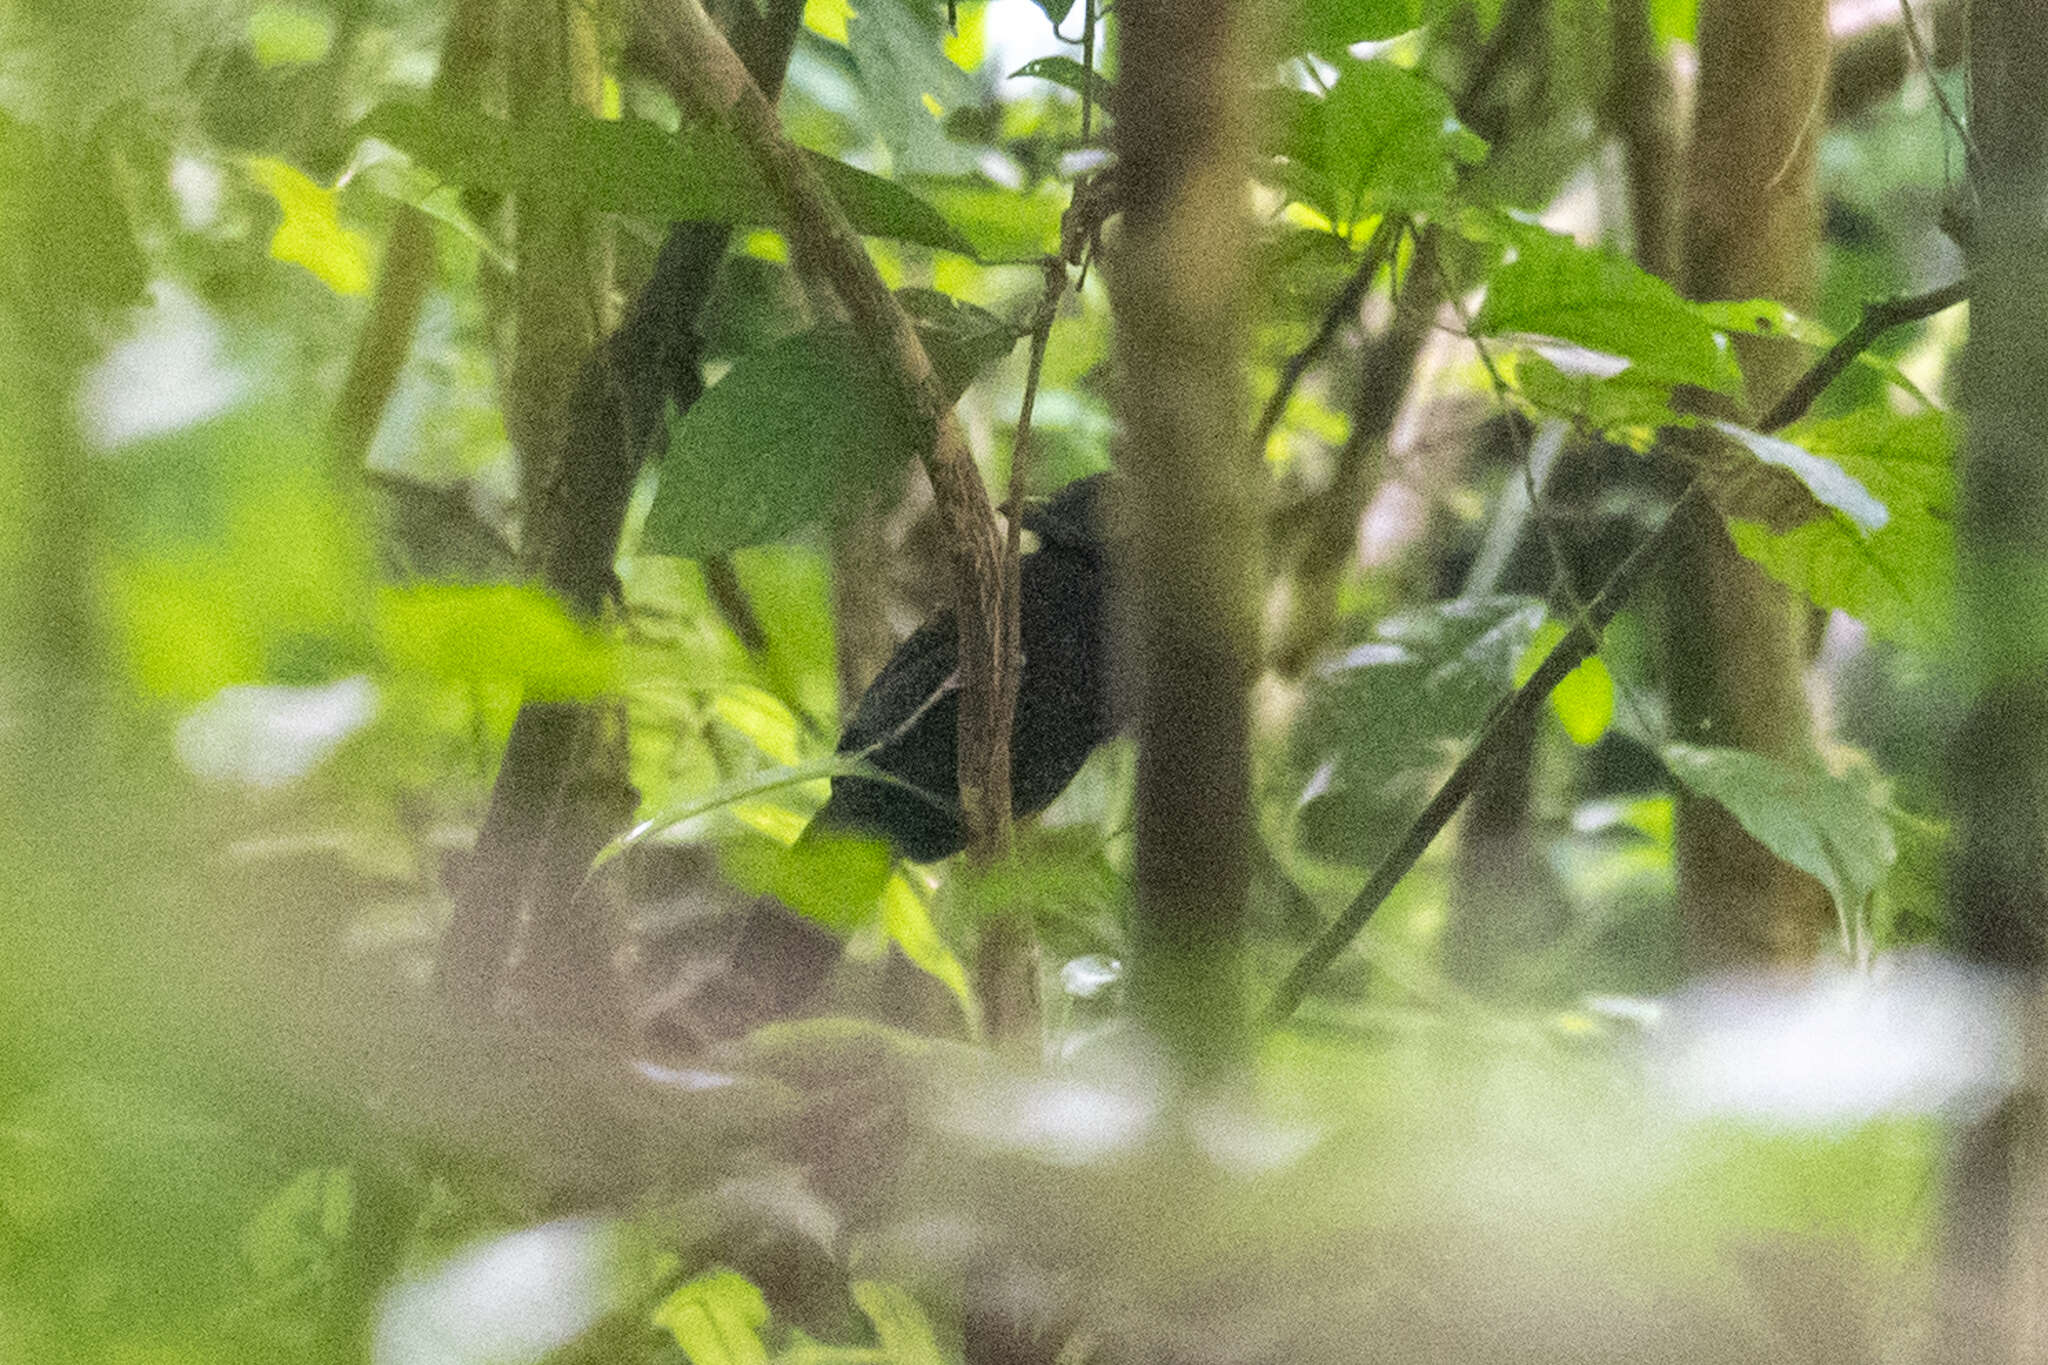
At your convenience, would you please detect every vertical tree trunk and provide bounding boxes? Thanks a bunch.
[1942,4,2048,1358]
[1111,0,1258,1070]
[1666,0,1834,969]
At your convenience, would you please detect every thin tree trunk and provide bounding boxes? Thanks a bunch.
[1941,3,2048,1358]
[1112,0,1258,1071]
[1667,0,1834,969]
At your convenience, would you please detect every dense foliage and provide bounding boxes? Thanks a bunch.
[0,0,1991,1361]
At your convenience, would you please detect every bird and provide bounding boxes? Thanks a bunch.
[811,471,1117,860]
[648,473,1118,1050]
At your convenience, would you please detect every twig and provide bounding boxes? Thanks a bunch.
[1758,275,1970,433]
[1897,0,1983,187]
[1248,216,1403,460]
[1265,274,1971,1024]
[979,256,1069,1043]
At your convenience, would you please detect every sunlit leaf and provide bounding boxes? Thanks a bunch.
[1476,226,1742,396]
[378,583,616,698]
[655,1269,771,1365]
[882,874,976,1028]
[1662,742,1897,934]
[1710,420,1888,534]
[725,827,893,933]
[1724,409,1953,645]
[247,3,332,67]
[1516,619,1614,747]
[246,157,371,295]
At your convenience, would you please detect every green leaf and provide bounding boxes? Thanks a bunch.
[645,328,924,559]
[379,583,617,697]
[894,288,1023,399]
[1725,408,1954,645]
[1320,58,1475,222]
[1010,56,1114,108]
[1515,619,1614,746]
[881,875,976,1028]
[247,3,332,67]
[726,827,893,933]
[847,0,978,168]
[1476,227,1742,396]
[1650,0,1698,44]
[353,102,974,255]
[1693,297,1935,408]
[247,157,371,295]
[1298,0,1425,54]
[654,1269,770,1365]
[646,297,1013,559]
[915,179,1066,259]
[852,1282,947,1365]
[1295,595,1546,865]
[1662,743,1897,937]
[1709,420,1888,534]
[1029,0,1079,24]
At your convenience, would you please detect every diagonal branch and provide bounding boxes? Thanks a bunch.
[1265,275,1970,1024]
[633,0,1015,863]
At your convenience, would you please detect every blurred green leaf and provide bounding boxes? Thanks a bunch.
[1662,742,1897,934]
[882,873,976,1026]
[1477,227,1743,396]
[852,1281,946,1365]
[246,3,332,67]
[1725,409,1953,645]
[247,157,371,295]
[378,583,617,698]
[1516,619,1615,746]
[0,113,149,315]
[655,1269,772,1365]
[1297,0,1425,54]
[353,103,975,255]
[1296,595,1546,865]
[726,827,893,933]
[1320,58,1480,223]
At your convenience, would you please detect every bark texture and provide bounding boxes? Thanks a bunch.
[1112,0,1258,1068]
[1668,0,1834,970]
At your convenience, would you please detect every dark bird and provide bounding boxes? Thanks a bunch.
[812,471,1117,860]
[651,473,1119,1049]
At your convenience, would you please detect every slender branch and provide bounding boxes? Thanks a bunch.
[1248,216,1403,461]
[978,257,1069,1045]
[1758,275,1970,432]
[1265,275,1971,1023]
[635,0,1014,860]
[1897,0,1983,185]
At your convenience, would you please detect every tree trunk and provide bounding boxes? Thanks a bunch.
[1666,0,1834,970]
[1112,0,1258,1071]
[1941,3,2048,1359]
